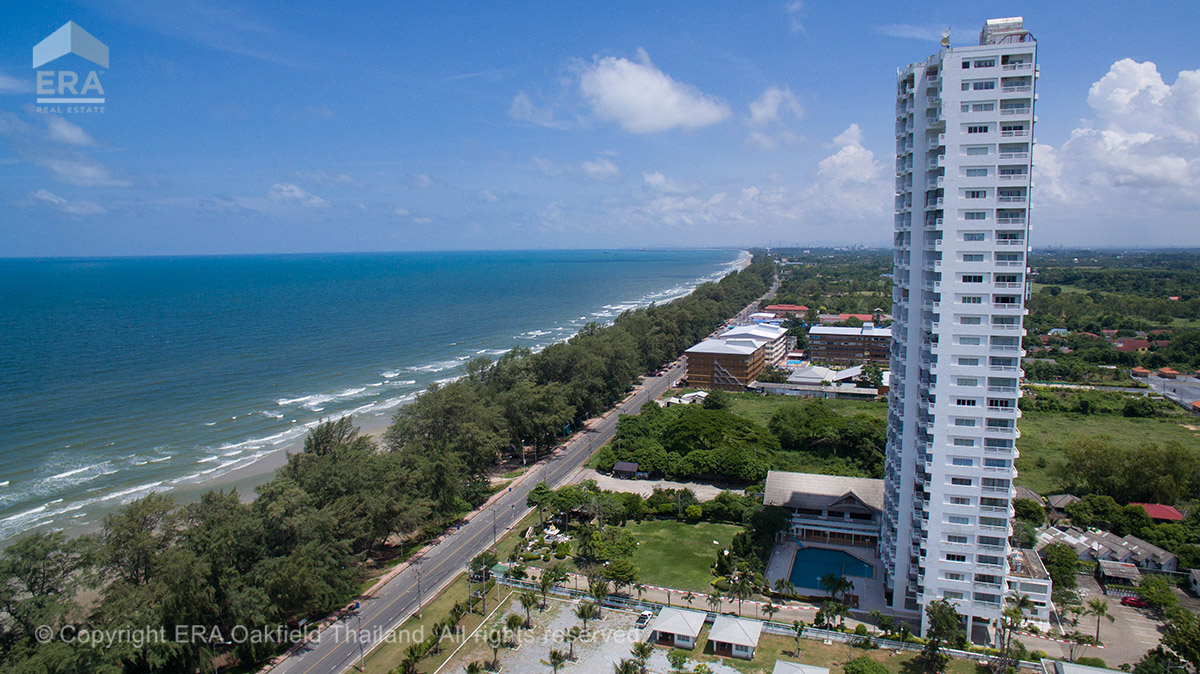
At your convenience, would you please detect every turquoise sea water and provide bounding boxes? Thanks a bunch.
[0,249,745,543]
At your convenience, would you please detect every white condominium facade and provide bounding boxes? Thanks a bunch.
[880,17,1038,634]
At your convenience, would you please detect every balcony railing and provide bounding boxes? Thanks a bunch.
[1002,85,1032,93]
[998,174,1028,181]
[995,238,1025,245]
[1001,108,1031,116]
[1003,63,1033,71]
[997,196,1026,203]
[1000,130,1029,137]
[998,152,1029,160]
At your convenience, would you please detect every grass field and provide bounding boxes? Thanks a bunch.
[726,392,888,426]
[681,631,981,674]
[627,519,741,593]
[1016,408,1200,494]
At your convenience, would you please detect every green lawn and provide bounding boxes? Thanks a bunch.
[726,392,887,426]
[676,632,981,674]
[1016,409,1200,495]
[627,519,741,593]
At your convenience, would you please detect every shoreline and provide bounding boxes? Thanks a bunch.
[163,248,752,507]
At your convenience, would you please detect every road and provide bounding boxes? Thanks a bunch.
[269,361,687,674]
[268,273,778,674]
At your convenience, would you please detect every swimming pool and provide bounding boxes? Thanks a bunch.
[787,547,874,590]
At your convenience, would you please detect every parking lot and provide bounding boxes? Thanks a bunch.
[1015,576,1164,667]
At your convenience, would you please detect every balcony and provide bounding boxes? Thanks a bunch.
[992,302,1020,310]
[998,173,1028,181]
[998,152,1029,160]
[1002,85,1033,93]
[1003,63,1033,71]
[1001,107,1032,116]
[995,237,1025,245]
[1000,129,1029,137]
[997,196,1026,203]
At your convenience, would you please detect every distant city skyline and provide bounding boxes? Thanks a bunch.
[1,2,1197,256]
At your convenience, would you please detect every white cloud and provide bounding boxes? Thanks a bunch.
[296,171,362,188]
[747,86,803,149]
[44,117,97,146]
[394,207,410,216]
[643,171,693,193]
[872,24,943,41]
[578,48,730,134]
[479,189,500,203]
[30,189,106,215]
[268,183,329,207]
[579,157,620,181]
[0,72,30,93]
[508,92,567,129]
[412,217,432,225]
[785,1,805,33]
[36,155,131,187]
[411,174,434,188]
[817,124,878,184]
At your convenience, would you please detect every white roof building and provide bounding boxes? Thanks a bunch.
[774,663,831,674]
[708,615,763,659]
[686,337,766,356]
[722,323,789,366]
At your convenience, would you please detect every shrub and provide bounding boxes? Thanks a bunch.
[843,656,889,674]
[685,505,703,520]
[1076,657,1108,668]
[854,624,870,636]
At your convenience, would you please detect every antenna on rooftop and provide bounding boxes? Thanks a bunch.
[940,28,950,48]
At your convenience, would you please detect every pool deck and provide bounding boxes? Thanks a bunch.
[766,540,887,614]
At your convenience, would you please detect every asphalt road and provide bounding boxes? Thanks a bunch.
[268,361,687,674]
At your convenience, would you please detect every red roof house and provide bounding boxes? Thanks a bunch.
[763,304,808,316]
[1115,339,1151,353]
[1157,367,1181,379]
[1130,367,1152,377]
[1130,503,1184,522]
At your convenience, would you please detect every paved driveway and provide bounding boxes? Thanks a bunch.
[1015,576,1162,666]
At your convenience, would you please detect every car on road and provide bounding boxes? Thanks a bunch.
[1121,596,1149,608]
[635,611,653,628]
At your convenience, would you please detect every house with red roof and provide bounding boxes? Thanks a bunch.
[763,304,808,317]
[1130,367,1152,377]
[1130,503,1184,523]
[1114,339,1151,353]
[1157,367,1180,379]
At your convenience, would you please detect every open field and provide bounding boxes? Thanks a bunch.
[684,632,982,674]
[628,519,741,593]
[1015,409,1200,495]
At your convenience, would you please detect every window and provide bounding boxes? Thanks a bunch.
[949,496,972,505]
[964,211,987,220]
[966,168,989,177]
[966,146,990,156]
[967,125,990,134]
[979,555,1001,566]
[960,316,981,325]
[948,515,970,524]
[952,457,974,466]
[973,80,996,90]
[956,377,978,386]
[955,398,977,407]
[962,274,984,283]
[984,458,1008,468]
[959,336,981,345]
[973,102,995,112]
[961,61,970,69]
[945,590,965,599]
[966,190,987,198]
[974,59,996,68]
[951,477,973,486]
[957,357,979,366]
[964,232,986,242]
[946,554,967,563]
[963,253,985,262]
[953,438,974,447]
[954,418,977,427]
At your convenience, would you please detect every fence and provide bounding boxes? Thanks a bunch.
[496,577,1041,670]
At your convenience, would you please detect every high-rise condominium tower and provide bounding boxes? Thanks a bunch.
[881,17,1039,635]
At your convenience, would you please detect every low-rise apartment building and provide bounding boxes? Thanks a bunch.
[807,325,892,365]
[684,338,766,391]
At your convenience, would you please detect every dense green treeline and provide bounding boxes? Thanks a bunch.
[768,252,892,317]
[0,258,774,673]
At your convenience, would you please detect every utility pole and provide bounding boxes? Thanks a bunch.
[354,603,365,672]
[415,560,423,620]
[491,509,498,548]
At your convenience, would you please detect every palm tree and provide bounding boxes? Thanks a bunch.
[575,601,598,633]
[543,648,568,673]
[763,602,779,623]
[683,591,696,608]
[792,620,804,656]
[706,589,722,612]
[538,569,559,608]
[520,591,540,628]
[487,627,505,670]
[635,583,646,603]
[506,614,524,645]
[614,658,640,674]
[774,577,796,599]
[819,573,853,605]
[466,661,485,674]
[631,641,654,674]
[563,625,582,660]
[589,577,611,619]
[1084,597,1114,644]
[728,573,755,615]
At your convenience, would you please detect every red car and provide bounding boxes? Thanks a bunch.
[1121,596,1149,608]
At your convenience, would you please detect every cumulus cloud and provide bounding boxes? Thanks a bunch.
[817,124,879,185]
[1034,59,1200,243]
[0,71,30,93]
[643,171,693,193]
[747,86,803,149]
[268,183,329,207]
[411,173,434,188]
[578,48,730,133]
[394,207,409,216]
[479,189,500,203]
[785,1,806,33]
[29,189,106,215]
[508,92,567,129]
[579,157,620,181]
[44,117,97,146]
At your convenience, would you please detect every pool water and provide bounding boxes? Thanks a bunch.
[788,547,874,590]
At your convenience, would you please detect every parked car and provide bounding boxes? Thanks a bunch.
[635,611,653,628]
[1121,596,1149,608]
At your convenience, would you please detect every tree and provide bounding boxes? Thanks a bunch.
[707,589,722,612]
[918,599,964,673]
[614,658,641,674]
[683,591,696,608]
[792,620,805,656]
[702,389,732,410]
[1013,498,1046,527]
[520,591,539,628]
[820,573,854,605]
[563,626,582,660]
[1041,542,1081,590]
[466,661,486,674]
[1083,598,1114,644]
[667,648,689,672]
[506,613,524,644]
[588,576,610,618]
[575,601,597,632]
[631,641,654,674]
[527,482,554,528]
[1163,607,1200,672]
[487,627,505,670]
[764,602,779,623]
[995,594,1033,674]
[1139,574,1178,616]
[728,572,755,614]
[543,648,568,673]
[845,656,889,674]
[605,559,639,595]
[774,577,796,599]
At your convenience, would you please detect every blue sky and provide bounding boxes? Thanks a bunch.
[1,1,1198,256]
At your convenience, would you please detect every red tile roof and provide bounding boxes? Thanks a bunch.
[1129,503,1184,521]
[1115,339,1150,352]
[764,304,808,313]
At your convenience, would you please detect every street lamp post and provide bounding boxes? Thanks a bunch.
[415,560,423,620]
[355,602,365,672]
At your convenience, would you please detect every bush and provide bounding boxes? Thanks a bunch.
[843,656,889,674]
[855,624,870,636]
[685,505,703,520]
[1076,657,1108,668]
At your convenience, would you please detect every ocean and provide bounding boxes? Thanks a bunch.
[0,249,746,544]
